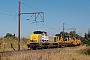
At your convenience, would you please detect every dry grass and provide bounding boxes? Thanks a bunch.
[0,37,28,52]
[0,38,90,60]
[0,45,90,60]
[78,46,90,55]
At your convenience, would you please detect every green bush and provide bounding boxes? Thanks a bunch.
[86,47,90,55]
[84,47,90,55]
[86,39,90,46]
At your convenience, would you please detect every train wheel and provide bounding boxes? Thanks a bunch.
[27,44,30,49]
[32,45,37,50]
[30,44,37,50]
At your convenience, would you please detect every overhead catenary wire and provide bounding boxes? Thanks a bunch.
[0,1,42,21]
[0,2,58,32]
[19,2,44,23]
[0,13,15,16]
[19,2,57,31]
[0,8,17,17]
[64,23,76,29]
[0,12,18,21]
[39,22,60,32]
[21,2,39,11]
[0,8,17,14]
[0,8,18,21]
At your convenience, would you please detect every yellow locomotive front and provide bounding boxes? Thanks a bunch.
[27,34,42,50]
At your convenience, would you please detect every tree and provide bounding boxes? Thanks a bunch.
[55,31,65,38]
[70,31,76,38]
[4,33,15,38]
[85,33,88,39]
[88,30,90,38]
[83,30,90,46]
[55,31,82,39]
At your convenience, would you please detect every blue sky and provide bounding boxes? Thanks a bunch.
[0,0,90,37]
